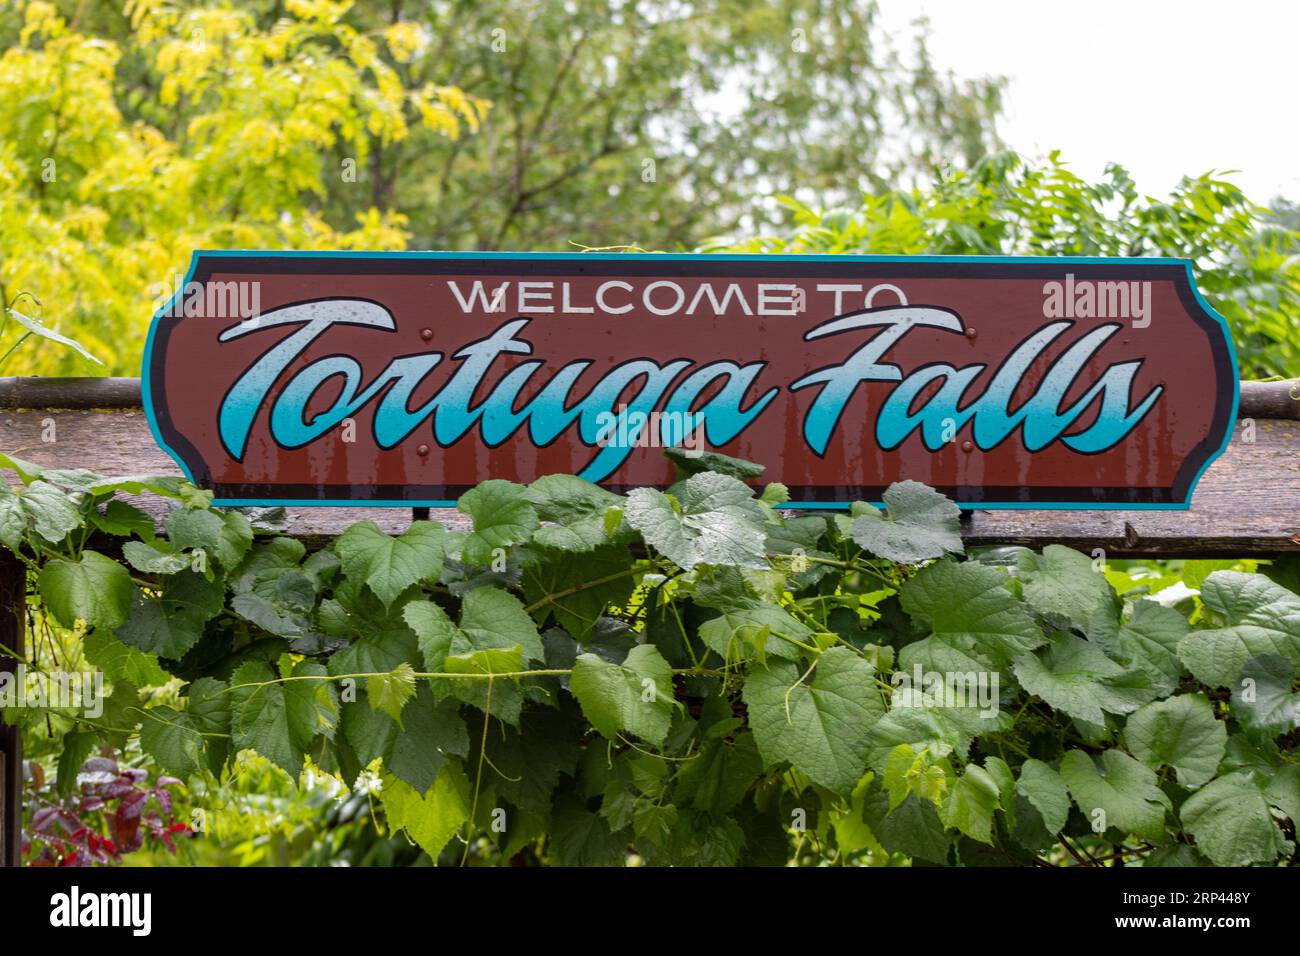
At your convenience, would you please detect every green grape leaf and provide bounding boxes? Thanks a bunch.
[1263,766,1300,825]
[527,474,626,551]
[883,743,923,809]
[291,660,339,744]
[664,447,765,481]
[381,762,471,862]
[463,587,545,659]
[765,515,835,588]
[484,704,584,814]
[1177,571,1300,687]
[0,480,82,546]
[327,621,418,680]
[91,499,155,539]
[1015,758,1070,834]
[1017,545,1119,624]
[1233,654,1300,735]
[457,479,539,565]
[443,645,525,725]
[230,660,317,777]
[95,681,142,745]
[39,551,133,630]
[1059,749,1171,841]
[341,697,400,768]
[983,754,1016,830]
[0,451,44,484]
[122,541,189,575]
[230,570,318,640]
[831,782,882,859]
[367,661,417,724]
[0,487,24,549]
[521,543,636,641]
[140,705,204,778]
[388,685,469,794]
[624,471,768,570]
[82,630,170,688]
[861,787,952,864]
[674,731,763,813]
[658,809,746,867]
[744,646,884,795]
[33,468,105,493]
[900,559,1045,665]
[84,475,185,499]
[939,763,1001,844]
[550,793,626,866]
[1088,598,1187,689]
[698,602,808,663]
[406,587,545,675]
[165,507,252,570]
[5,307,101,364]
[187,677,231,773]
[865,706,972,773]
[55,731,97,796]
[334,520,447,608]
[1124,694,1226,788]
[116,570,223,658]
[1013,633,1158,725]
[851,480,963,564]
[1179,771,1292,866]
[402,600,456,672]
[570,644,675,746]
[896,634,987,678]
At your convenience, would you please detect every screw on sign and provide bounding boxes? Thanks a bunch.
[142,252,1237,509]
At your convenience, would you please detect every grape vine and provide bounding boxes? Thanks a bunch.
[2,448,1297,866]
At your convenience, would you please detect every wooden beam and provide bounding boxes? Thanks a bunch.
[0,377,1297,556]
[1240,380,1300,421]
[2,376,1297,419]
[0,376,145,410]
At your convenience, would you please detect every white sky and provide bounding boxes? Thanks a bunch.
[877,0,1300,203]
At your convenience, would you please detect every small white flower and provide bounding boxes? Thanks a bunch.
[353,768,382,796]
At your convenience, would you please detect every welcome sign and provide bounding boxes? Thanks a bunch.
[142,252,1237,508]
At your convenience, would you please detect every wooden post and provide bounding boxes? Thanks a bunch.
[0,551,24,867]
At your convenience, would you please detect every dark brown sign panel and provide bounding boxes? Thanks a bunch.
[143,252,1238,509]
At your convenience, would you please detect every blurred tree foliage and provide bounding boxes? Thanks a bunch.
[0,1,1295,378]
[1266,199,1300,252]
[711,152,1300,379]
[0,0,1001,374]
[0,0,484,373]
[323,0,1004,250]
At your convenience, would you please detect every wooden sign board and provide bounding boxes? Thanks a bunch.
[143,252,1237,509]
